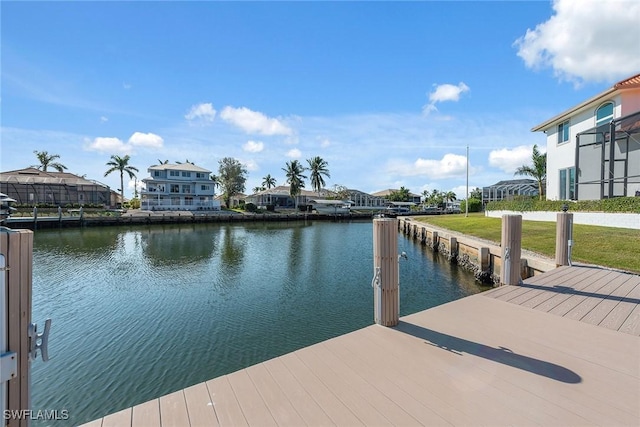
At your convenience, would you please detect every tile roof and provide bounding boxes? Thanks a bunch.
[614,73,640,88]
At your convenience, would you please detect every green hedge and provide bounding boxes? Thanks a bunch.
[485,196,640,213]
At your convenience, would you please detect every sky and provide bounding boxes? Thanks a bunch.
[2,0,639,200]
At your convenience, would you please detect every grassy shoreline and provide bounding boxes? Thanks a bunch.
[413,213,640,274]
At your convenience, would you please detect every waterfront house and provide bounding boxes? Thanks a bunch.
[0,168,112,207]
[140,163,221,211]
[246,186,336,209]
[371,189,422,205]
[532,73,640,200]
[482,179,539,206]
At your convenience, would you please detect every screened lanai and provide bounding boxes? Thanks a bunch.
[576,110,640,200]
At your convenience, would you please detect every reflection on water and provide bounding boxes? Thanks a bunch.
[30,220,488,426]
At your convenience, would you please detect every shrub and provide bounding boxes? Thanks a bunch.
[485,196,640,213]
[245,202,258,213]
[460,198,482,213]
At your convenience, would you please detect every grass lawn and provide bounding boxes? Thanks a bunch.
[414,212,640,274]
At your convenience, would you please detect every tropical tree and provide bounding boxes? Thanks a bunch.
[157,159,169,165]
[470,187,483,200]
[282,160,307,209]
[515,144,547,200]
[330,184,351,201]
[262,174,277,189]
[307,156,330,195]
[210,174,220,194]
[33,150,67,172]
[445,191,457,203]
[218,157,248,208]
[388,186,411,202]
[252,186,265,193]
[104,155,139,205]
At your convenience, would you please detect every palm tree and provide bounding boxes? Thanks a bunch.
[515,144,547,200]
[33,150,67,172]
[445,191,457,203]
[252,186,265,194]
[104,155,139,205]
[261,174,277,189]
[210,174,220,195]
[307,156,330,195]
[282,160,307,209]
[157,159,169,165]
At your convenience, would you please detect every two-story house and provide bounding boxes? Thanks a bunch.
[532,73,640,201]
[141,163,221,211]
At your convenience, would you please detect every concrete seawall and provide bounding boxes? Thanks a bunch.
[399,217,555,285]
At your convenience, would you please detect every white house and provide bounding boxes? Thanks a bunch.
[140,163,221,211]
[532,73,640,200]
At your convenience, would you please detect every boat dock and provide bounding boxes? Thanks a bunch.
[81,265,639,426]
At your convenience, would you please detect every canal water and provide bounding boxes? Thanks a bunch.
[30,220,488,426]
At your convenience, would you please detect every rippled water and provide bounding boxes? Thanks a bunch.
[30,220,487,426]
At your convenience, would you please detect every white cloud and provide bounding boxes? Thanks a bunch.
[317,136,331,148]
[220,106,293,136]
[514,0,640,85]
[286,148,302,158]
[100,116,108,123]
[86,137,131,154]
[488,145,539,174]
[185,103,216,123]
[387,153,471,180]
[243,159,259,172]
[423,82,470,115]
[129,132,164,148]
[242,140,264,153]
[123,82,132,90]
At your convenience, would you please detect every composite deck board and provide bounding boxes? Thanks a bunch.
[101,407,131,427]
[547,270,618,316]
[227,370,278,426]
[563,271,637,322]
[523,268,614,313]
[205,376,248,427]
[183,382,219,427]
[131,399,161,427]
[244,363,306,426]
[159,390,190,427]
[581,275,640,326]
[82,266,640,427]
[262,357,334,426]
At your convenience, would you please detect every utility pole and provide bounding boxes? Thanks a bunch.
[465,145,469,217]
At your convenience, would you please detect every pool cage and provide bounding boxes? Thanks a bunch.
[576,110,640,199]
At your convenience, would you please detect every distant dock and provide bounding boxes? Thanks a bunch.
[1,210,376,230]
[81,265,640,426]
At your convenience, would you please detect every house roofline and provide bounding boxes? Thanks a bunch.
[531,73,640,132]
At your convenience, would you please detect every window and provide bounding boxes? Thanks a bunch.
[182,185,191,194]
[596,102,613,126]
[154,171,161,177]
[559,167,576,200]
[170,184,179,193]
[201,185,209,191]
[170,170,179,177]
[182,171,190,177]
[196,173,207,179]
[557,121,569,144]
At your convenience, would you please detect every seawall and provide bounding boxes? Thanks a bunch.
[398,217,555,285]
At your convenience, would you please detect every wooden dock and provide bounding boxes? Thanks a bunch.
[81,266,640,426]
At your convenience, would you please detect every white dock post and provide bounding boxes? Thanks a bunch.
[373,218,399,326]
[555,212,573,267]
[500,214,522,286]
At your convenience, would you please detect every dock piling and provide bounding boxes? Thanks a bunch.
[500,215,522,286]
[555,212,573,267]
[372,218,399,326]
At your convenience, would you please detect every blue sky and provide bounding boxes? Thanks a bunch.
[2,1,639,199]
